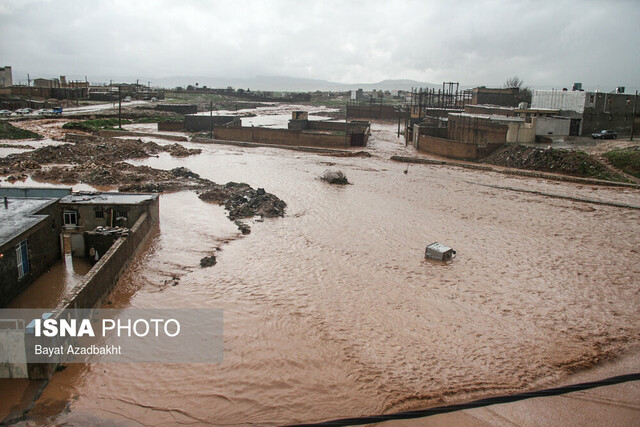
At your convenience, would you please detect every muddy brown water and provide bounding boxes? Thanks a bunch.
[3,119,640,425]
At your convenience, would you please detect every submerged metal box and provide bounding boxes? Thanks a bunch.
[425,242,456,261]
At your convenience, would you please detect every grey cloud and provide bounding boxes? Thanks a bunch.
[0,0,638,91]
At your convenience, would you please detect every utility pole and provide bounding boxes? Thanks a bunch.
[210,101,213,139]
[631,90,638,141]
[118,86,122,129]
[27,73,31,108]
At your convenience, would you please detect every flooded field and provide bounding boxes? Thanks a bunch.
[3,115,640,425]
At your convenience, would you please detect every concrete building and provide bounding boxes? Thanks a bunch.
[0,189,159,307]
[59,192,159,257]
[0,196,63,307]
[471,87,521,107]
[532,89,637,135]
[0,66,12,88]
[33,78,60,89]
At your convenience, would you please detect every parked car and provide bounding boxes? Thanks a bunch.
[591,129,618,139]
[36,108,51,115]
[0,109,12,117]
[14,108,32,115]
[51,107,63,115]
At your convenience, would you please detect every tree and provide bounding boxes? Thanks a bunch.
[504,76,532,105]
[504,76,524,89]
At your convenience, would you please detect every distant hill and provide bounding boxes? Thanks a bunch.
[148,75,442,92]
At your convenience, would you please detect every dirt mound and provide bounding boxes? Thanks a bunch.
[0,137,199,175]
[484,145,629,182]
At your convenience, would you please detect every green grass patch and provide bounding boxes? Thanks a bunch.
[0,122,43,140]
[603,146,640,179]
[62,118,132,132]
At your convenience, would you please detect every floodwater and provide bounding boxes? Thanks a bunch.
[8,254,92,309]
[6,115,640,425]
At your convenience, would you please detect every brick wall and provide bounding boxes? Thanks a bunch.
[184,115,240,131]
[448,115,508,144]
[416,135,477,160]
[156,104,197,114]
[158,121,185,131]
[347,104,405,120]
[212,126,348,148]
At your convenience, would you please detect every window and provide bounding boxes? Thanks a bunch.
[16,240,30,279]
[117,210,128,219]
[63,210,78,226]
[94,210,105,219]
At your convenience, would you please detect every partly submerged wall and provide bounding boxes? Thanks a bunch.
[211,126,349,148]
[416,135,503,161]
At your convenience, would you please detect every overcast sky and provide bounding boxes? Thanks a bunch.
[1,0,638,90]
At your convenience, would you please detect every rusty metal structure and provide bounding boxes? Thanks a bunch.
[409,82,472,120]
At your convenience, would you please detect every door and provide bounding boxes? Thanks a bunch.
[569,119,581,136]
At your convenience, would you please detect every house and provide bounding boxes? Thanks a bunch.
[0,189,159,307]
[0,196,63,307]
[532,89,637,135]
[0,66,12,87]
[59,192,159,257]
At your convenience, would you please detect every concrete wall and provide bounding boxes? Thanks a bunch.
[212,126,349,148]
[184,115,240,132]
[465,104,516,116]
[532,90,587,113]
[347,104,405,120]
[507,122,536,143]
[448,115,508,144]
[0,187,71,198]
[534,116,571,136]
[471,88,520,107]
[158,121,185,131]
[0,66,12,87]
[156,104,197,114]
[308,121,346,132]
[582,92,638,135]
[0,201,62,308]
[60,199,154,232]
[416,135,477,160]
[10,86,51,98]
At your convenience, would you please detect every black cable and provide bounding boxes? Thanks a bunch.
[288,373,640,426]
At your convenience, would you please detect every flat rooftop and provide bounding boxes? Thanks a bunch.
[0,198,57,249]
[60,192,157,205]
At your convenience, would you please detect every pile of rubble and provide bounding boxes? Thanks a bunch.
[199,182,287,221]
[1,132,287,234]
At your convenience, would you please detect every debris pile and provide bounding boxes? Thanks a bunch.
[484,145,628,182]
[198,182,287,220]
[200,255,217,268]
[166,143,201,157]
[321,169,349,185]
[0,132,287,235]
[0,137,200,176]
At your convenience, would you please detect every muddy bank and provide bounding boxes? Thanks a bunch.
[484,145,629,182]
[0,133,286,228]
[0,136,200,173]
[0,122,43,140]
